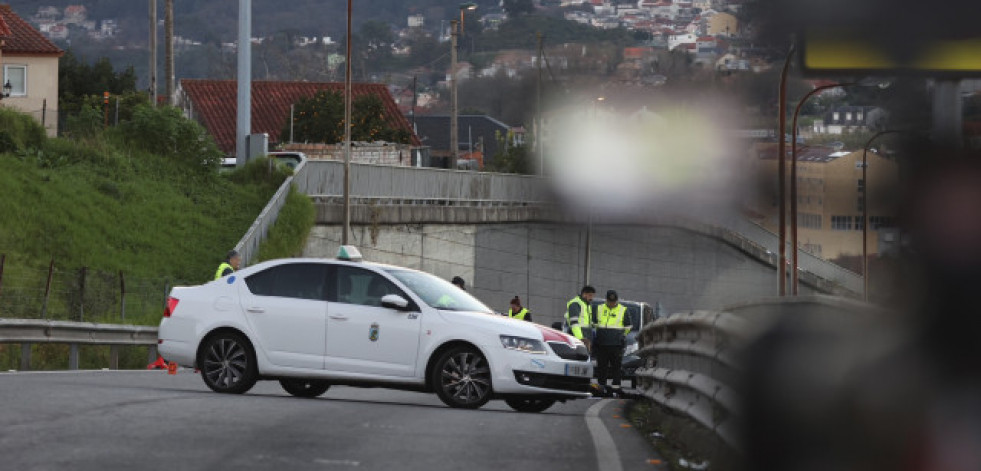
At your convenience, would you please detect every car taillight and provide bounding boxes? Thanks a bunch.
[163,297,179,318]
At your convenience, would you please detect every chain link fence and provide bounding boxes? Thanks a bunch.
[0,255,178,325]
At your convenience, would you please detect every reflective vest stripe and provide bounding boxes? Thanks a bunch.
[565,297,591,339]
[214,262,234,280]
[596,304,629,333]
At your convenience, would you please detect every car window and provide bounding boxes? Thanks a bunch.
[331,266,404,307]
[384,269,492,313]
[245,263,328,301]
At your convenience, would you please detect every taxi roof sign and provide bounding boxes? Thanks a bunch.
[337,245,363,262]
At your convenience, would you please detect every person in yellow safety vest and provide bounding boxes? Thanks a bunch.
[214,250,241,280]
[593,290,631,395]
[565,285,596,349]
[508,296,533,322]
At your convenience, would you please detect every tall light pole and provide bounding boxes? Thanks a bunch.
[459,2,477,38]
[790,82,853,295]
[165,0,174,105]
[790,80,887,294]
[861,129,906,302]
[235,0,250,166]
[149,0,157,107]
[342,0,353,245]
[777,44,795,296]
[450,20,459,170]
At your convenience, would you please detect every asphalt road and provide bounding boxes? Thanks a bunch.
[0,370,664,471]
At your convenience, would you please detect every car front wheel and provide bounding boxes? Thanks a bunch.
[504,397,556,413]
[198,332,258,394]
[432,345,493,409]
[279,379,331,398]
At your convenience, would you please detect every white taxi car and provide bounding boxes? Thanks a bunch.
[157,247,592,412]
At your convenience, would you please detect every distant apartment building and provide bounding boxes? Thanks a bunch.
[745,144,900,259]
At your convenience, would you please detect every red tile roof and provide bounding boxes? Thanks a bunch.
[180,79,421,154]
[0,15,10,38]
[0,5,63,55]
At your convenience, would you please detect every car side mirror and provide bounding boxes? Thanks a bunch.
[381,294,410,311]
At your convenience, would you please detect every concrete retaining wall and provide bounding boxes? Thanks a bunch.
[304,222,817,328]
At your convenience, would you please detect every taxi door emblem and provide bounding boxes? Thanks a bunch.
[369,323,380,342]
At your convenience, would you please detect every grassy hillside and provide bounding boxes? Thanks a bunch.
[0,106,290,325]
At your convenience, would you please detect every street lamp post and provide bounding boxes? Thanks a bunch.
[459,2,477,38]
[450,20,459,170]
[777,44,795,296]
[790,82,854,295]
[790,80,888,294]
[0,81,11,100]
[861,129,905,302]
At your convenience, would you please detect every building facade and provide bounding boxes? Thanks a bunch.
[747,144,900,260]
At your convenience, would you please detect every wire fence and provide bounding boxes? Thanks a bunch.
[0,255,177,324]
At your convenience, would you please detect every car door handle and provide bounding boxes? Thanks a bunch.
[329,314,348,321]
[247,307,265,313]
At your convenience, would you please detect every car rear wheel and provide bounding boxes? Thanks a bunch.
[279,379,331,398]
[432,345,493,409]
[198,332,258,394]
[504,397,556,413]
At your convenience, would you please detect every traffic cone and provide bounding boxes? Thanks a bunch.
[167,361,178,375]
[147,356,168,370]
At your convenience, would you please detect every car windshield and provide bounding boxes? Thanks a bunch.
[385,269,492,313]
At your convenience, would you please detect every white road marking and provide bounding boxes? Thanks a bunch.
[585,399,624,471]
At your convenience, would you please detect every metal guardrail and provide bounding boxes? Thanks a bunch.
[0,319,159,370]
[295,160,549,203]
[634,310,750,450]
[234,159,308,266]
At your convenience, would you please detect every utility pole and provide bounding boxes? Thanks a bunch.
[536,32,544,175]
[235,0,251,166]
[450,20,459,171]
[148,0,157,106]
[342,0,353,245]
[165,0,174,105]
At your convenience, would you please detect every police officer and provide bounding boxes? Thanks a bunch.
[593,290,631,395]
[508,296,532,322]
[214,250,241,280]
[565,285,596,350]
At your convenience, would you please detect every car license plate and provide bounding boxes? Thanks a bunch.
[565,364,589,377]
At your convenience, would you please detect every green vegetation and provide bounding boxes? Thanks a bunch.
[255,188,317,262]
[285,90,412,144]
[0,105,286,325]
[0,102,315,370]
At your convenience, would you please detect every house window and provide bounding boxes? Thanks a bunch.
[845,112,852,121]
[831,215,852,231]
[857,197,865,212]
[857,111,864,121]
[3,65,27,96]
[857,179,865,193]
[833,112,840,121]
[855,216,864,231]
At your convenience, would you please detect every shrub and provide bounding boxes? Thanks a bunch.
[115,104,223,172]
[0,107,46,150]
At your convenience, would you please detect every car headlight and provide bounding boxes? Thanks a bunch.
[500,335,546,354]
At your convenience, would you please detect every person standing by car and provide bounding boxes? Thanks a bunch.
[214,250,241,280]
[565,285,596,350]
[594,290,631,396]
[508,296,532,322]
[451,276,466,291]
